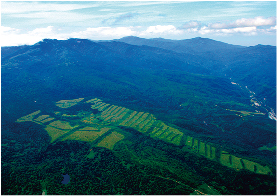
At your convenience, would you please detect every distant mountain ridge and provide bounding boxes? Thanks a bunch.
[2,37,276,195]
[116,36,246,53]
[2,37,276,111]
[115,36,276,109]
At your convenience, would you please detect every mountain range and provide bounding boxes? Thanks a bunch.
[1,36,276,195]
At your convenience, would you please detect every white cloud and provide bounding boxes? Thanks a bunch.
[1,26,69,46]
[70,27,138,40]
[221,27,257,34]
[140,25,183,36]
[1,16,276,46]
[196,16,276,36]
[30,26,55,35]
[1,26,20,34]
[198,26,258,36]
[209,16,276,29]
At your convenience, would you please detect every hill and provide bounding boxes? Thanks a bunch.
[117,36,276,109]
[1,37,276,195]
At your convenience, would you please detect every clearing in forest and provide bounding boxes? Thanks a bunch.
[15,97,273,176]
[56,98,84,108]
[226,109,265,117]
[48,120,79,130]
[16,110,41,122]
[62,128,110,143]
[34,115,50,122]
[45,125,70,143]
[96,131,125,150]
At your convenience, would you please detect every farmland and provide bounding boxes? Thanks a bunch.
[56,98,84,108]
[96,131,125,150]
[15,97,274,177]
[62,128,111,143]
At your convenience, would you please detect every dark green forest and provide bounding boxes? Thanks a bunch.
[1,37,276,195]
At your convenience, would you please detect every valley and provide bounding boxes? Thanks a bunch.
[2,37,276,195]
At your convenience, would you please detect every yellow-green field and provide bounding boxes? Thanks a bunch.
[220,151,232,167]
[206,145,211,159]
[79,127,99,131]
[49,120,79,130]
[56,98,84,108]
[15,98,273,176]
[185,136,193,147]
[149,127,161,136]
[113,107,126,117]
[152,129,164,137]
[62,128,111,143]
[226,109,265,117]
[103,107,123,122]
[192,139,199,152]
[142,120,155,132]
[45,125,70,143]
[85,98,99,103]
[255,164,272,175]
[34,115,50,122]
[91,102,103,109]
[125,112,144,127]
[258,145,276,152]
[96,131,125,150]
[119,111,137,126]
[156,128,169,138]
[199,142,206,156]
[16,110,41,122]
[171,134,182,145]
[114,108,129,118]
[242,159,256,172]
[165,132,178,142]
[61,114,78,118]
[98,103,110,111]
[110,108,129,123]
[210,147,216,160]
[40,117,55,124]
[137,116,153,130]
[131,113,149,128]
[159,129,172,139]
[101,105,116,117]
[231,155,243,170]
[110,106,123,116]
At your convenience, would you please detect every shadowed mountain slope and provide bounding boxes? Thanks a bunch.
[1,37,276,195]
[117,36,276,109]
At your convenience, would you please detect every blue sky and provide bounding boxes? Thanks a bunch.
[1,1,276,46]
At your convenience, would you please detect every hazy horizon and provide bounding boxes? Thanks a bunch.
[1,1,276,47]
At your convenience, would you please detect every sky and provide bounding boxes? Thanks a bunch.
[1,1,276,46]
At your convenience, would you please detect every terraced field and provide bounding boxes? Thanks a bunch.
[185,136,271,175]
[15,97,273,175]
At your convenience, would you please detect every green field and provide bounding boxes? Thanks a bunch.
[14,97,273,176]
[16,110,41,122]
[96,131,125,150]
[62,128,111,143]
[45,125,70,143]
[34,115,50,122]
[56,98,84,108]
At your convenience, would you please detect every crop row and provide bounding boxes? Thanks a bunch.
[220,151,271,175]
[185,136,272,175]
[90,101,184,146]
